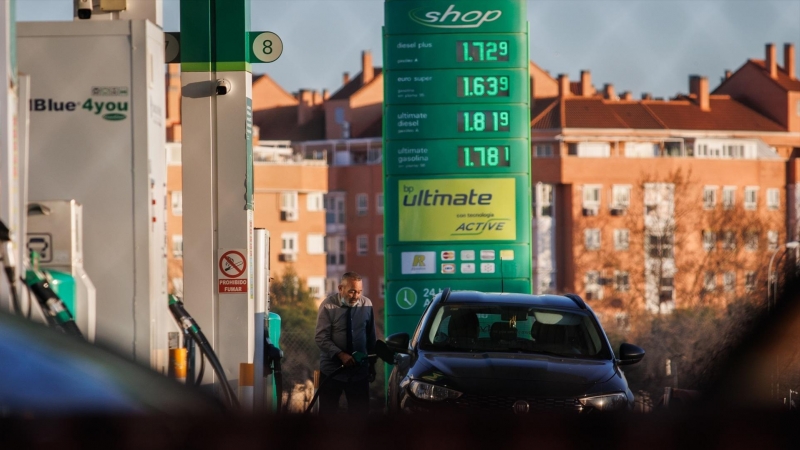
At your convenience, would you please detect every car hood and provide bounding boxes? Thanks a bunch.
[412,351,616,397]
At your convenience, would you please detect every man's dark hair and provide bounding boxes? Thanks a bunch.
[340,272,362,284]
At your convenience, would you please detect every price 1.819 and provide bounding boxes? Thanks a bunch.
[457,110,511,133]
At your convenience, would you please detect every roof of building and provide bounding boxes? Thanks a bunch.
[716,59,800,92]
[329,68,383,101]
[358,114,383,138]
[253,105,326,141]
[529,95,786,132]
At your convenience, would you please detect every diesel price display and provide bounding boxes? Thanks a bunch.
[458,110,510,133]
[456,40,509,62]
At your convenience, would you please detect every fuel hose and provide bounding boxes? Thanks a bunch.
[168,295,240,409]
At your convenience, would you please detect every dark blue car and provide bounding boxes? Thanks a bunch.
[386,290,645,414]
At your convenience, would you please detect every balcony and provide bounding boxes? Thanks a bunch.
[297,138,382,167]
[254,140,327,166]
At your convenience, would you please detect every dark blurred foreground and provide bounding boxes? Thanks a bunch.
[5,272,800,447]
[2,409,800,449]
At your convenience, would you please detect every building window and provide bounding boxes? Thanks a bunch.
[722,186,736,210]
[534,184,554,217]
[702,230,716,252]
[660,277,674,303]
[614,271,630,292]
[535,144,553,157]
[766,188,780,210]
[376,234,384,255]
[171,191,182,216]
[172,234,183,259]
[379,277,385,298]
[281,233,299,255]
[376,193,384,215]
[356,193,368,216]
[723,272,736,293]
[611,185,631,210]
[614,229,629,251]
[307,192,324,212]
[326,236,346,265]
[768,230,779,251]
[582,185,601,208]
[625,142,658,158]
[281,191,299,221]
[744,187,758,210]
[357,235,368,255]
[325,193,345,225]
[703,186,717,210]
[722,230,736,251]
[585,271,603,300]
[307,276,325,298]
[745,231,758,252]
[307,234,325,255]
[745,271,757,293]
[361,277,369,297]
[647,234,673,258]
[281,191,298,212]
[584,229,601,250]
[704,272,716,292]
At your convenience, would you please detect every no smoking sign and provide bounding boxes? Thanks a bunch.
[218,249,248,294]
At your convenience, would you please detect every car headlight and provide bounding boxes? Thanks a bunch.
[408,381,463,402]
[579,393,628,411]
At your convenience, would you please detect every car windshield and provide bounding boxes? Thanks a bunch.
[419,303,610,359]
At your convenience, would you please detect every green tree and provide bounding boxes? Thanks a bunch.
[268,267,319,388]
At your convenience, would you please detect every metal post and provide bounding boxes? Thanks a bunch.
[253,228,268,411]
[180,0,254,397]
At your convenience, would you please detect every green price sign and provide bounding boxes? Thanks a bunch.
[383,0,532,344]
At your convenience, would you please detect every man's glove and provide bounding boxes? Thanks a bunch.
[368,362,377,383]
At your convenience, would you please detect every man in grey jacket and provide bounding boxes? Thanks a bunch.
[315,272,377,415]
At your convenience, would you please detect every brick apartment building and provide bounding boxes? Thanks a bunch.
[164,42,800,327]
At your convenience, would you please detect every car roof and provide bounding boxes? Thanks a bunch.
[440,290,586,310]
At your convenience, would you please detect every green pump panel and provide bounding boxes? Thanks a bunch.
[383,0,532,338]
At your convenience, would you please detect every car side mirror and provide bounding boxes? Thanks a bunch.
[618,343,645,365]
[386,332,410,354]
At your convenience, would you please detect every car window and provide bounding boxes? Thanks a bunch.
[421,304,610,359]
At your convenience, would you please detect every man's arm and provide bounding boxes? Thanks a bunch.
[315,303,343,359]
[366,304,377,353]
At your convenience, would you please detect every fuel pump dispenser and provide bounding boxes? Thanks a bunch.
[25,200,96,341]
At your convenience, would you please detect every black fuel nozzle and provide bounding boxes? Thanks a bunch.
[264,337,283,375]
[25,264,83,339]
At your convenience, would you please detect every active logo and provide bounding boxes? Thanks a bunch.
[409,4,502,29]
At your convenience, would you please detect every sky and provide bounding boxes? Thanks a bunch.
[15,0,800,99]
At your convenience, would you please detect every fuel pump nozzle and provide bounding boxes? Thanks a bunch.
[25,250,83,339]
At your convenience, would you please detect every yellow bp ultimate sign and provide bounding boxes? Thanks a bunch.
[398,178,516,242]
